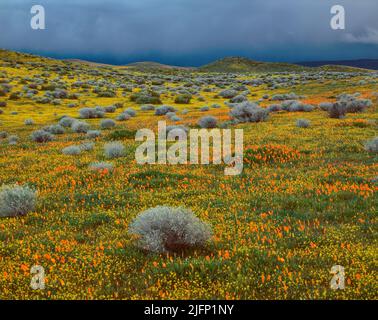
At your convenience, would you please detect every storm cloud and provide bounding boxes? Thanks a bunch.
[0,0,377,65]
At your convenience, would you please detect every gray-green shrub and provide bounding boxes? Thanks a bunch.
[71,121,90,133]
[89,161,114,172]
[0,184,37,217]
[296,119,310,128]
[129,206,212,253]
[62,145,81,155]
[104,141,125,159]
[31,130,54,143]
[364,137,378,153]
[100,119,116,129]
[198,116,218,128]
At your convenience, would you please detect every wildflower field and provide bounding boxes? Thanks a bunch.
[0,50,377,299]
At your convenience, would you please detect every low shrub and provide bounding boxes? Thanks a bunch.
[364,137,378,153]
[124,108,137,117]
[116,110,131,121]
[89,161,114,172]
[0,184,37,217]
[346,99,372,113]
[30,130,54,143]
[130,91,161,104]
[100,119,116,129]
[24,119,34,125]
[59,116,75,127]
[229,102,269,123]
[128,206,212,253]
[44,124,65,134]
[79,107,104,119]
[104,141,125,159]
[198,116,218,128]
[71,121,90,133]
[86,130,101,139]
[104,105,116,113]
[155,105,176,116]
[174,94,192,104]
[62,145,81,155]
[8,135,19,145]
[140,104,155,111]
[80,142,95,152]
[328,102,347,119]
[0,131,8,139]
[296,119,310,128]
[319,102,333,111]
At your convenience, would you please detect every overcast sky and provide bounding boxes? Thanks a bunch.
[0,0,378,66]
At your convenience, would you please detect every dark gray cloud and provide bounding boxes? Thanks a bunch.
[0,0,377,65]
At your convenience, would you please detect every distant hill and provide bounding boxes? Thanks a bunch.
[124,61,193,72]
[199,56,375,73]
[65,59,115,68]
[297,59,378,70]
[1,49,374,74]
[199,56,308,73]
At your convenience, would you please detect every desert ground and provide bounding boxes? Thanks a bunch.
[0,50,377,299]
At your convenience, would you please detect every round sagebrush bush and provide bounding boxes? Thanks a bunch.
[230,94,247,103]
[0,184,37,217]
[174,94,192,104]
[59,116,75,128]
[86,130,101,139]
[62,145,81,155]
[43,124,65,134]
[116,113,130,121]
[128,206,212,253]
[100,119,116,129]
[328,102,347,119]
[8,135,19,145]
[71,120,90,133]
[30,130,54,143]
[296,119,310,128]
[104,141,125,159]
[170,115,181,122]
[267,104,282,112]
[104,105,116,113]
[124,108,137,117]
[79,107,104,119]
[80,142,94,152]
[198,116,218,128]
[364,137,378,153]
[88,161,114,172]
[0,131,8,139]
[140,104,155,111]
[319,102,333,111]
[218,89,237,98]
[229,102,269,123]
[155,105,176,116]
[165,111,176,120]
[24,119,34,126]
[346,99,372,113]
